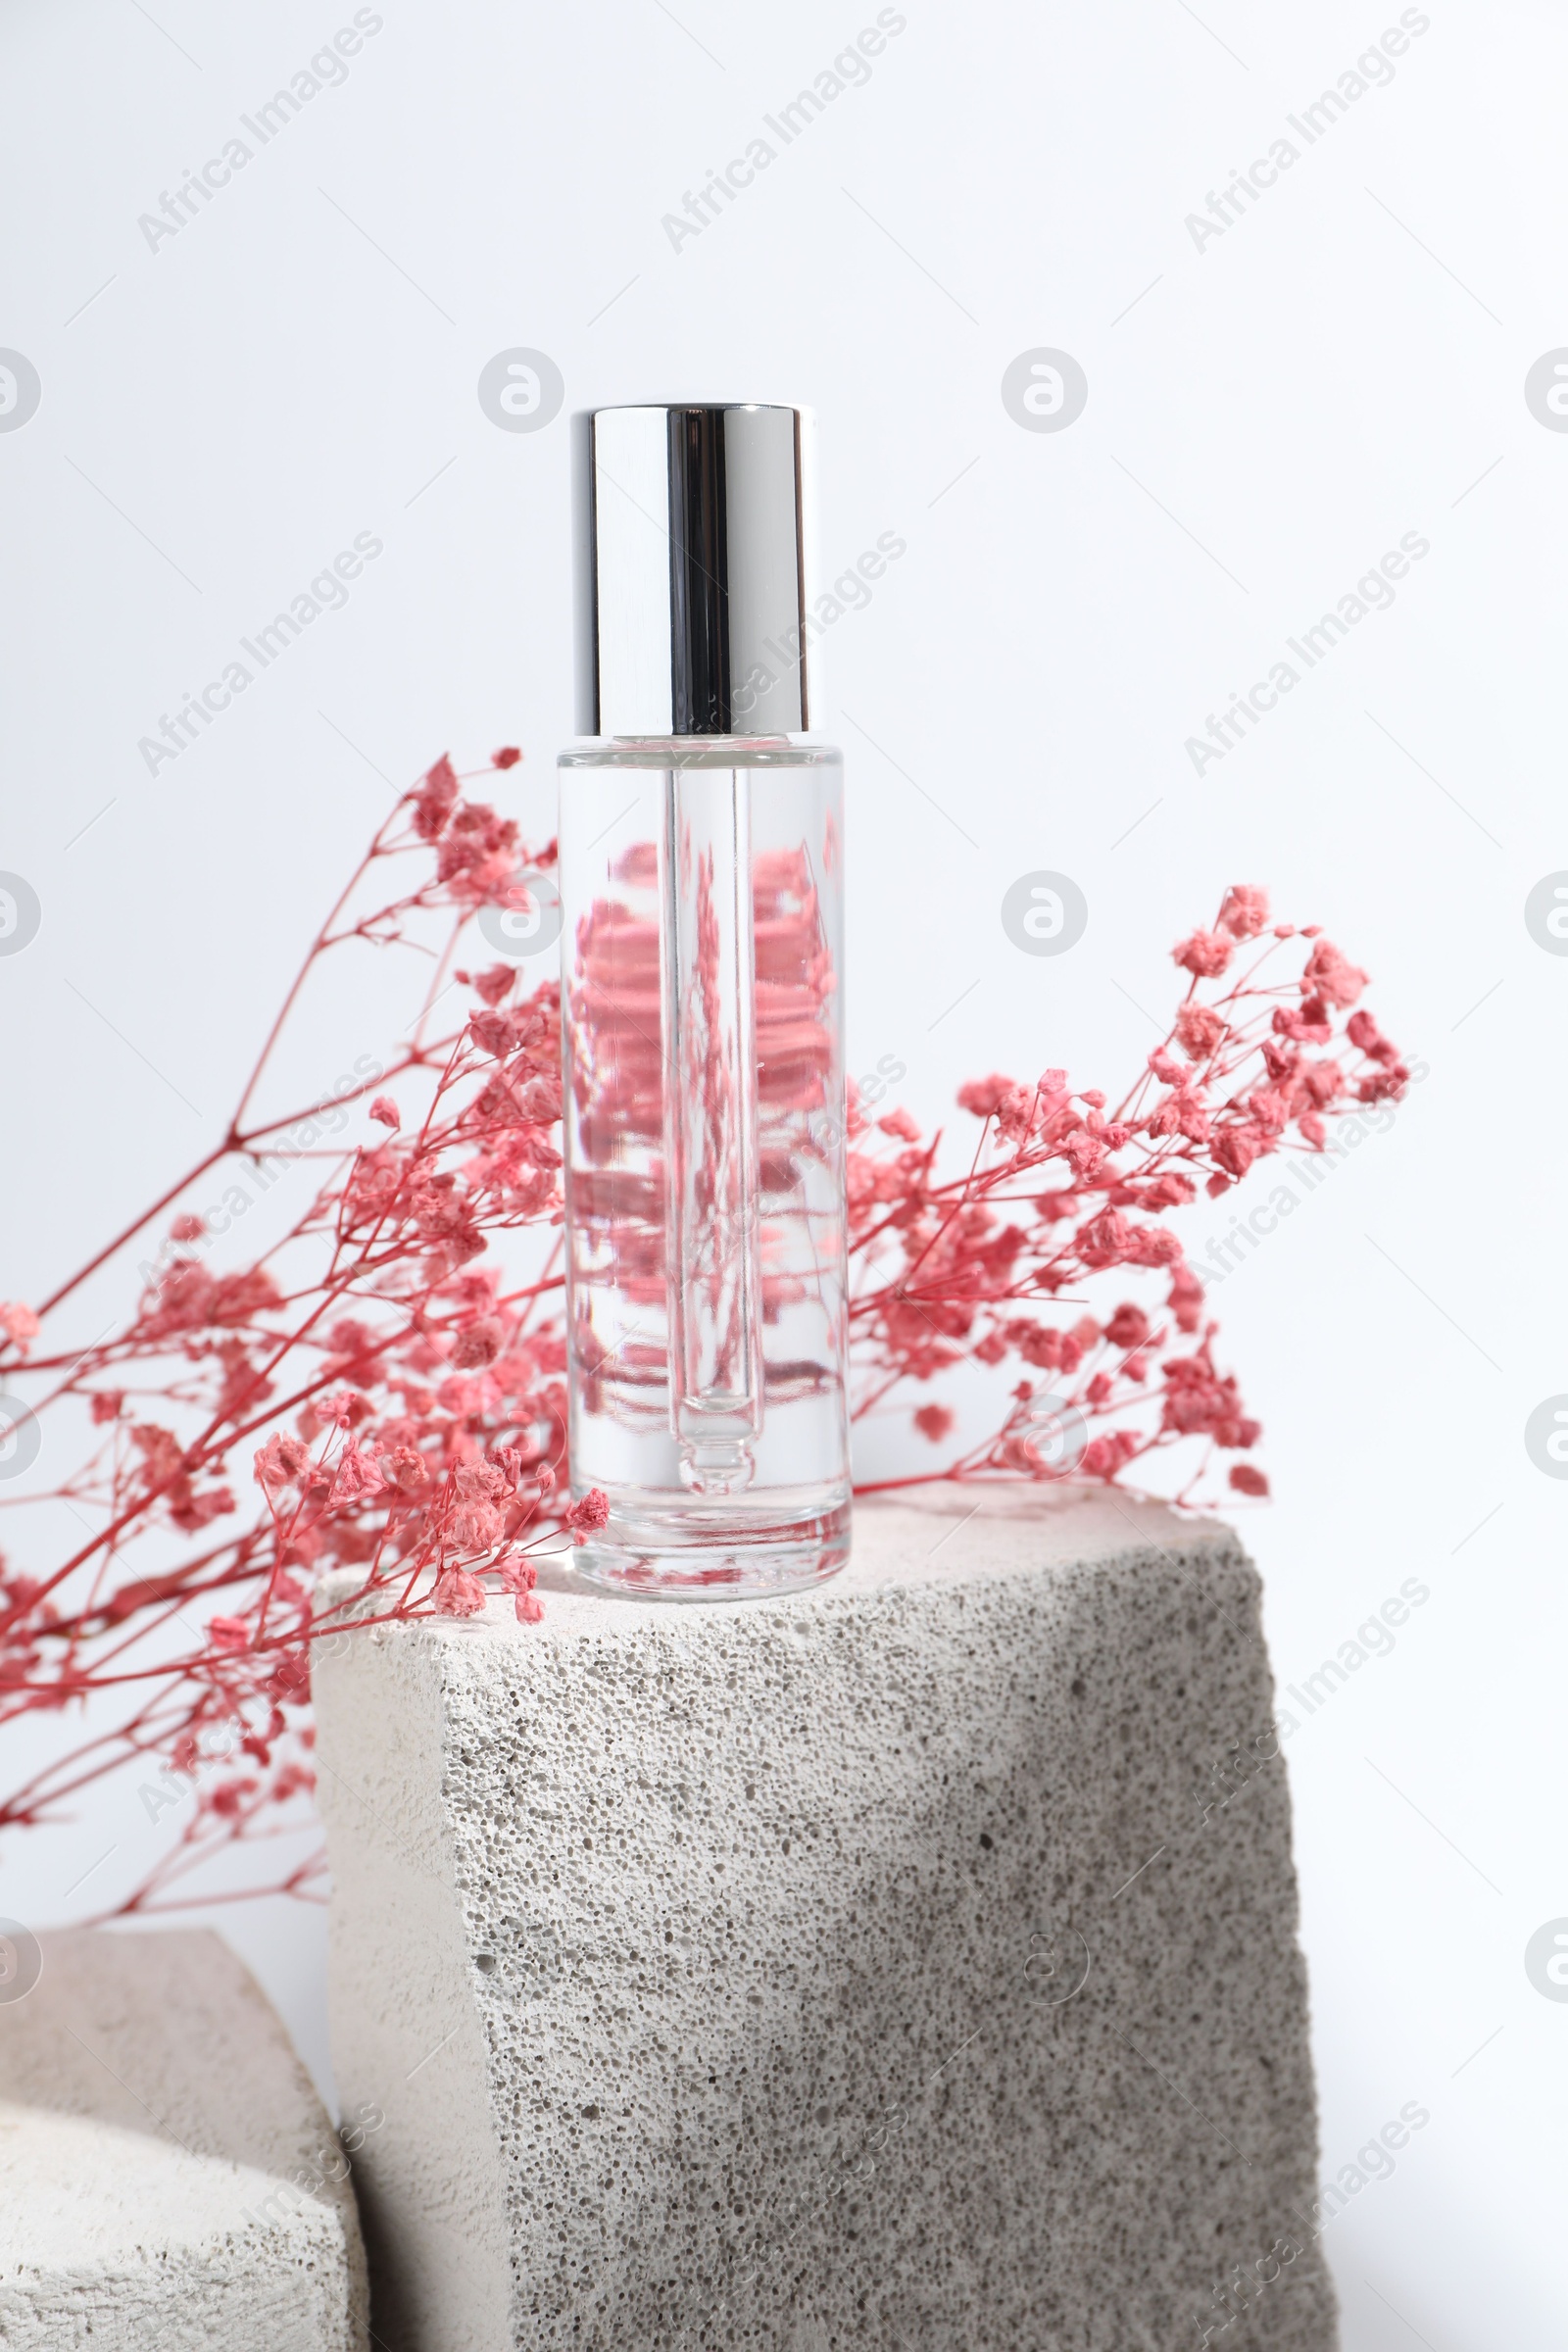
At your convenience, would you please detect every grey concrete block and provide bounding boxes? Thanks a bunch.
[314,1486,1337,2351]
[0,1927,367,2350]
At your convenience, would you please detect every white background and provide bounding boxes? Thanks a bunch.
[2,2,1564,2342]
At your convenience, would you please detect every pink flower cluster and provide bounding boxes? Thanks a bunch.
[847,883,1406,1503]
[0,754,1405,1917]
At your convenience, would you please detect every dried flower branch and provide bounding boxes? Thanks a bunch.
[0,757,1407,1916]
[848,882,1407,1501]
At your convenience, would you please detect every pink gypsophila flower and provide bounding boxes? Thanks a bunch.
[431,1567,487,1617]
[1174,1004,1226,1060]
[332,1443,385,1504]
[1302,938,1367,1007]
[1347,1009,1398,1065]
[412,753,461,841]
[0,1303,40,1350]
[1218,885,1269,938]
[564,1489,610,1541]
[913,1403,956,1444]
[956,1075,1017,1118]
[254,1434,311,1494]
[1173,929,1233,979]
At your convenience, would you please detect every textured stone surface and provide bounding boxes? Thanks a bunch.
[0,1927,367,2350]
[315,1486,1337,2350]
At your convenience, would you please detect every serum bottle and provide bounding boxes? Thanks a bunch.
[559,404,850,1598]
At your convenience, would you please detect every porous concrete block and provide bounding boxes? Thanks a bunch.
[0,1927,367,2350]
[314,1486,1337,2351]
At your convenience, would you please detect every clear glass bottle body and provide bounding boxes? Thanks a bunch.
[557,735,850,1598]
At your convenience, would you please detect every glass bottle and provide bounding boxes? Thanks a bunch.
[559,406,850,1598]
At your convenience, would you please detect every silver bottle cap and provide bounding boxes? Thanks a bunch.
[572,403,810,737]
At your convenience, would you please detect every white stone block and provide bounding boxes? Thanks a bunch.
[314,1487,1337,2350]
[0,1927,367,2350]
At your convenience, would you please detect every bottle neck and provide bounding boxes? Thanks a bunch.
[559,735,839,771]
[608,733,794,750]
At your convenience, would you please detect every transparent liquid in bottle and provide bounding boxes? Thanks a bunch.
[558,737,851,1598]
